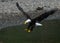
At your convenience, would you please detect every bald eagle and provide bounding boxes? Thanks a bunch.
[16,2,58,32]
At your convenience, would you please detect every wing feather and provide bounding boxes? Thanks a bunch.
[33,8,58,22]
[16,2,31,19]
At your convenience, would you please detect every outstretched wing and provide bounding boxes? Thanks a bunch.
[16,2,31,19]
[33,8,58,22]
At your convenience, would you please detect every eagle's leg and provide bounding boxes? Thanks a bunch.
[25,22,35,32]
[25,23,31,32]
[26,24,35,32]
[27,24,32,32]
[30,25,35,31]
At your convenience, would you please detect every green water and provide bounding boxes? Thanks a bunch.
[0,20,60,43]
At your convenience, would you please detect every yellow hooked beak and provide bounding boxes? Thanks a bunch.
[24,21,27,24]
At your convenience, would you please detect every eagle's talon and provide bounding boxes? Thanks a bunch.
[27,29,31,32]
[25,29,31,32]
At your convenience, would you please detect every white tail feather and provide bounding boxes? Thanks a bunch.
[35,23,42,26]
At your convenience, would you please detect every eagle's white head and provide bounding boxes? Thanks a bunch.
[24,19,31,24]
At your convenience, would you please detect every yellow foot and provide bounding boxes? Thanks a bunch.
[27,29,31,32]
[24,29,31,32]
